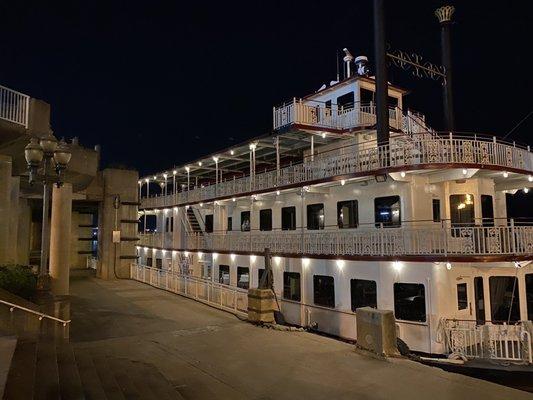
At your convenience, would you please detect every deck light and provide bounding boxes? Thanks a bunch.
[174,207,178,211]
[213,156,219,163]
[524,188,529,194]
[232,197,236,202]
[184,251,189,257]
[230,150,235,155]
[136,246,140,250]
[198,161,203,166]
[336,260,345,269]
[462,169,467,175]
[185,166,190,172]
[138,180,142,185]
[172,250,177,255]
[249,143,257,150]
[145,178,149,183]
[163,173,168,179]
[400,171,406,178]
[276,190,280,196]
[302,258,310,268]
[230,254,236,261]
[274,256,281,266]
[340,179,346,186]
[446,262,452,270]
[143,247,148,251]
[250,255,256,263]
[321,132,326,139]
[153,175,157,180]
[213,253,218,261]
[529,175,533,182]
[393,261,402,271]
[173,170,177,175]
[503,171,509,178]
[198,251,203,259]
[199,202,203,207]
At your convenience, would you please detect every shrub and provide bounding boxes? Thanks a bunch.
[0,265,38,300]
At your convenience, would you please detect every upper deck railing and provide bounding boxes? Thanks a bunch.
[140,133,533,210]
[138,219,533,259]
[0,84,30,128]
[273,100,430,134]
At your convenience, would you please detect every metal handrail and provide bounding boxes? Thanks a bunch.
[0,299,71,327]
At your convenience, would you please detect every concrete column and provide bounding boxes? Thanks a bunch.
[0,156,12,265]
[7,176,20,264]
[49,183,73,295]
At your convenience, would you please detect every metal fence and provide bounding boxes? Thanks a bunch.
[0,84,30,128]
[130,263,248,316]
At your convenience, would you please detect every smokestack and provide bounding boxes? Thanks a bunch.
[435,5,455,132]
[343,48,354,78]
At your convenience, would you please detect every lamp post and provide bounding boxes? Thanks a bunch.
[24,132,72,289]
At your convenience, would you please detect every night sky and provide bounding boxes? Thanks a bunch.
[1,1,532,178]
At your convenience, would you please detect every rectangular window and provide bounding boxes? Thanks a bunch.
[432,199,441,222]
[258,268,266,287]
[146,257,153,267]
[241,211,250,232]
[227,216,232,231]
[313,275,335,308]
[375,196,401,227]
[394,283,426,322]
[450,194,475,227]
[489,276,520,323]
[481,195,494,226]
[218,265,230,285]
[281,206,297,230]
[205,214,213,233]
[337,91,355,109]
[457,283,468,310]
[259,209,272,231]
[337,200,358,229]
[156,258,162,269]
[283,272,301,301]
[360,88,374,104]
[350,279,377,311]
[474,276,485,324]
[307,203,325,230]
[526,274,533,321]
[237,266,249,289]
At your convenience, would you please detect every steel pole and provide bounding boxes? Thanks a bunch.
[373,0,389,163]
[436,5,455,132]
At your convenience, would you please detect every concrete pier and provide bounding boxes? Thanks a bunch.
[49,183,72,295]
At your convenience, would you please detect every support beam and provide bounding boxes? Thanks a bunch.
[49,183,72,295]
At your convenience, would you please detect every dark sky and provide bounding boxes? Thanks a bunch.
[1,0,532,177]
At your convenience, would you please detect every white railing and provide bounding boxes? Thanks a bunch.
[0,299,71,327]
[130,263,248,315]
[183,224,533,258]
[273,100,402,131]
[141,134,533,210]
[0,84,30,128]
[443,319,532,364]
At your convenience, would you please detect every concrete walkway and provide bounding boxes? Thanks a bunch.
[68,273,533,400]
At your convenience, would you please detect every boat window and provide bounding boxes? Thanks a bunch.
[489,276,520,323]
[432,199,441,222]
[337,200,358,229]
[165,216,174,232]
[360,88,374,104]
[394,283,426,322]
[351,279,377,311]
[457,283,468,310]
[237,266,249,289]
[219,265,230,285]
[282,206,297,230]
[449,194,475,227]
[260,209,272,231]
[474,276,485,324]
[227,216,232,231]
[374,196,401,227]
[141,214,157,232]
[307,203,325,230]
[526,274,533,321]
[481,195,494,226]
[156,258,162,269]
[337,92,354,109]
[283,272,301,301]
[241,211,250,232]
[205,214,213,233]
[146,257,152,267]
[313,275,335,308]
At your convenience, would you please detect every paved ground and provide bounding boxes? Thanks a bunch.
[67,273,533,400]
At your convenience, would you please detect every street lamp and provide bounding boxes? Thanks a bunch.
[24,132,72,288]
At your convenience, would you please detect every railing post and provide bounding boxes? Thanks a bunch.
[380,222,384,256]
[510,218,516,254]
[449,131,454,162]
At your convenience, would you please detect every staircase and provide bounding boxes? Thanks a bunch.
[0,291,184,400]
[186,208,203,234]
